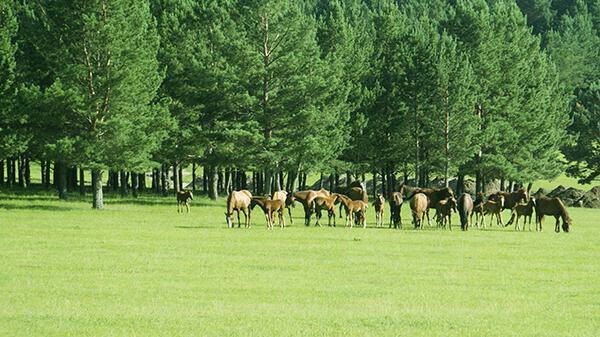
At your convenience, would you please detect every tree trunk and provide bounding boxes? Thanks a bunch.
[25,157,31,187]
[18,157,25,188]
[475,171,482,194]
[120,170,128,197]
[381,168,386,197]
[241,171,247,190]
[131,172,139,198]
[40,160,45,186]
[500,178,505,192]
[202,166,208,193]
[329,173,334,193]
[372,171,377,198]
[92,169,104,210]
[160,164,167,196]
[178,166,183,191]
[57,161,68,200]
[151,168,157,192]
[456,173,465,197]
[264,170,272,196]
[45,161,51,190]
[318,173,323,190]
[0,160,4,186]
[526,182,533,194]
[10,158,16,186]
[346,171,352,188]
[334,172,340,191]
[173,163,180,194]
[138,173,146,192]
[508,181,514,192]
[192,162,197,191]
[218,168,224,194]
[79,168,85,196]
[208,166,219,200]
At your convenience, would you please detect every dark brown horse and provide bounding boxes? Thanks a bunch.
[435,197,457,230]
[406,187,454,226]
[513,197,536,231]
[534,196,572,233]
[176,190,193,213]
[472,192,485,229]
[457,193,473,231]
[225,190,253,228]
[490,189,529,226]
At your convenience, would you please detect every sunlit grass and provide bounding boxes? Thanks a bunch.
[0,189,598,337]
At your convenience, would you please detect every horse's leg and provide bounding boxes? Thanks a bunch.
[288,207,293,225]
[186,202,190,213]
[426,208,431,226]
[498,211,504,227]
[528,215,532,232]
[280,210,285,229]
[554,216,560,233]
[237,210,242,228]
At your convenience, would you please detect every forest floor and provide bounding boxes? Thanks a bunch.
[1,190,599,337]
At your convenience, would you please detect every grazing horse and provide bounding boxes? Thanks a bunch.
[176,190,193,213]
[483,195,505,228]
[312,194,340,227]
[406,187,454,226]
[457,193,474,231]
[272,190,295,225]
[410,193,428,229]
[250,197,285,230]
[388,183,405,229]
[225,190,253,228]
[336,194,368,228]
[513,197,536,231]
[293,189,331,226]
[435,197,457,230]
[373,194,385,227]
[534,196,572,233]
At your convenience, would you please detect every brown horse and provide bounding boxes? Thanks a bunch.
[513,197,536,231]
[312,194,340,227]
[272,190,295,225]
[490,189,529,226]
[373,194,385,227]
[472,192,486,229]
[435,197,457,230]
[406,187,454,226]
[250,197,285,230]
[293,189,331,226]
[225,190,253,228]
[176,190,193,213]
[457,193,473,231]
[337,184,368,221]
[410,193,428,229]
[388,183,405,229]
[483,195,505,228]
[336,194,368,228]
[534,196,572,233]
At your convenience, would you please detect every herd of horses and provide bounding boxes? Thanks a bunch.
[177,182,572,233]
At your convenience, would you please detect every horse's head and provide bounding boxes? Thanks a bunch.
[498,195,505,208]
[286,193,296,208]
[440,187,454,198]
[529,197,536,208]
[517,188,528,203]
[224,212,233,228]
[562,214,572,232]
[449,197,458,213]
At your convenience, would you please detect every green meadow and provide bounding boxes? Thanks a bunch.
[1,190,599,337]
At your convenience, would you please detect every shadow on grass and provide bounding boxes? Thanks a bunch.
[0,203,77,211]
[174,225,214,229]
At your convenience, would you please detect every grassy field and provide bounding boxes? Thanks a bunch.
[1,190,599,337]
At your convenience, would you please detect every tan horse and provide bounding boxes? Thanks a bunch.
[373,194,385,227]
[336,194,368,228]
[293,189,331,226]
[272,190,295,225]
[312,194,340,227]
[534,196,572,233]
[410,193,428,229]
[176,190,193,213]
[225,190,253,228]
[457,193,473,231]
[250,197,285,230]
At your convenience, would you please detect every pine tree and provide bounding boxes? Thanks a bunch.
[31,0,168,208]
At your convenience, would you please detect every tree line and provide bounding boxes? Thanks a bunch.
[0,0,598,208]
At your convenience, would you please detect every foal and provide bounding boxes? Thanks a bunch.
[177,190,193,213]
[435,197,457,230]
[513,197,536,231]
[373,194,385,228]
[251,197,285,230]
[337,194,368,228]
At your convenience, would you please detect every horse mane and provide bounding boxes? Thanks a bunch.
[556,197,572,225]
[251,197,268,212]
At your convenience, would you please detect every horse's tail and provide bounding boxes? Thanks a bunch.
[458,205,468,228]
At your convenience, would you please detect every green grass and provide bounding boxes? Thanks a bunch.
[1,190,599,337]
